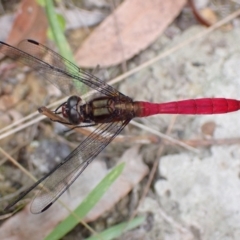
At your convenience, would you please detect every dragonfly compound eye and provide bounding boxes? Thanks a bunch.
[66,95,82,125]
[69,108,81,124]
[68,96,80,107]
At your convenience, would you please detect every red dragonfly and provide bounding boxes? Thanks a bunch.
[1,39,239,214]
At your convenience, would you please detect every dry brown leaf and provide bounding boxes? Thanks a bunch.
[6,0,47,47]
[0,146,148,239]
[75,0,187,68]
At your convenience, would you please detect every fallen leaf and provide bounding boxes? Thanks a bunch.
[5,0,47,47]
[75,0,187,67]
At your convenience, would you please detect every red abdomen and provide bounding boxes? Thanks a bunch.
[136,98,240,117]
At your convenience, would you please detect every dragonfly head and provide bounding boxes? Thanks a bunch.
[62,96,83,125]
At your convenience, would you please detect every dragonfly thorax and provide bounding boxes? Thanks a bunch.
[62,95,83,125]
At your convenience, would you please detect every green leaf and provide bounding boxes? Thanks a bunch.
[44,0,74,62]
[44,163,125,240]
[47,14,66,41]
[86,216,145,240]
[36,0,45,7]
[44,0,83,90]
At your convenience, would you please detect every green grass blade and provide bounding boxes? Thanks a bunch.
[86,216,145,240]
[44,163,125,240]
[44,0,83,90]
[44,0,74,62]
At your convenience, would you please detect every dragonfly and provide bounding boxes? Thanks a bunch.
[0,39,240,214]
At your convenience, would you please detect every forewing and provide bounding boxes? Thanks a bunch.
[30,119,130,214]
[0,40,130,99]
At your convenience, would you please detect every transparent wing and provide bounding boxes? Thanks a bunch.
[4,119,129,214]
[0,39,130,100]
[5,120,130,213]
